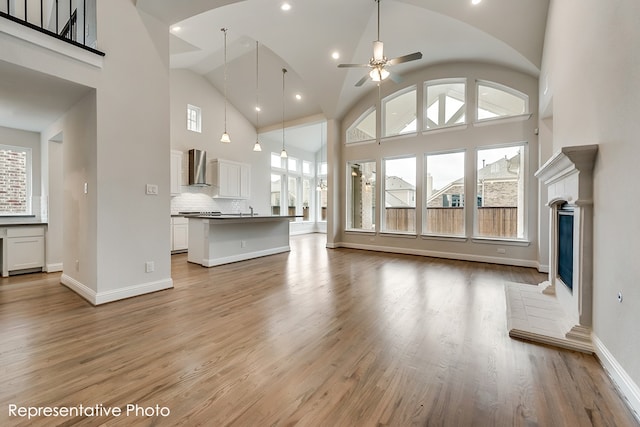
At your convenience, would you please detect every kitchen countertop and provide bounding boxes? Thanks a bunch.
[0,222,48,227]
[185,214,301,221]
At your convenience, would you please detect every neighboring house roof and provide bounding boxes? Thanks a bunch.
[426,153,520,205]
[385,176,415,191]
[478,153,520,181]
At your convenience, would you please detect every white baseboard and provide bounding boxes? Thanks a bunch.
[537,263,549,273]
[46,262,63,273]
[202,246,290,267]
[61,274,173,306]
[334,242,539,268]
[592,334,640,423]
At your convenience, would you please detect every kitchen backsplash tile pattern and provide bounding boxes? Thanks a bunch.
[170,190,249,215]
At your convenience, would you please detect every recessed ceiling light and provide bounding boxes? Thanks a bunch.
[471,0,482,4]
[295,94,302,101]
[331,51,340,60]
[170,26,181,33]
[255,106,261,112]
[281,2,291,11]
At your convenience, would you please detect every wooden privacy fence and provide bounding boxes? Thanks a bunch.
[385,207,518,237]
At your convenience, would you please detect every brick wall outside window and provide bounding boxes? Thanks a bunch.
[0,148,28,214]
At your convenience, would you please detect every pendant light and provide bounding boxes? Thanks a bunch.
[280,68,288,159]
[220,28,231,143]
[253,41,262,152]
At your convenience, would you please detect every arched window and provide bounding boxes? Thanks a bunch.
[424,79,466,130]
[382,86,417,138]
[476,81,528,121]
[346,107,376,144]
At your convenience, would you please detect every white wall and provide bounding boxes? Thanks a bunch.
[541,0,640,412]
[4,0,174,303]
[338,62,540,267]
[170,69,269,215]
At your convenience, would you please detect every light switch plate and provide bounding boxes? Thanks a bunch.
[145,184,158,195]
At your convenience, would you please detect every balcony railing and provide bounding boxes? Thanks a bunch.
[0,0,104,56]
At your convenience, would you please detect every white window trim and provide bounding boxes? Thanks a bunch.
[475,80,530,123]
[346,106,377,144]
[187,104,202,133]
[0,144,32,216]
[473,141,529,241]
[423,149,466,238]
[381,85,417,138]
[423,78,467,131]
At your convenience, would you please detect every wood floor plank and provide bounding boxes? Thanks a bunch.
[0,234,637,426]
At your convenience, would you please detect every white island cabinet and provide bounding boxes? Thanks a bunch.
[187,215,298,267]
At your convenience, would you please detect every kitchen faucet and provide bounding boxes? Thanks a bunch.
[249,206,254,217]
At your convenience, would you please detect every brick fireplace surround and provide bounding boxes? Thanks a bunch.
[505,145,598,353]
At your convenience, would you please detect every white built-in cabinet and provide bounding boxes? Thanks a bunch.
[170,150,184,196]
[171,217,188,252]
[1,225,45,277]
[209,159,251,199]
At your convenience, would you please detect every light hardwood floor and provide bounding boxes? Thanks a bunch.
[0,234,637,426]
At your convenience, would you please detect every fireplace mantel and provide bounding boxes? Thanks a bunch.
[506,144,598,353]
[534,145,598,206]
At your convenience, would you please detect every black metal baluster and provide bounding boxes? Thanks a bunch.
[55,0,58,33]
[68,0,71,39]
[83,0,85,45]
[40,0,43,28]
[24,0,27,22]
[6,0,9,16]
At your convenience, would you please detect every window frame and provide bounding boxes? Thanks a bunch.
[0,144,32,216]
[475,80,529,124]
[473,142,528,242]
[346,106,377,144]
[422,149,466,238]
[381,85,417,139]
[186,104,202,133]
[346,159,377,233]
[381,155,417,235]
[423,78,467,131]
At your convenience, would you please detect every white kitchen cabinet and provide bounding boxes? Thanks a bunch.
[1,225,45,276]
[171,217,188,252]
[170,150,184,196]
[210,159,251,199]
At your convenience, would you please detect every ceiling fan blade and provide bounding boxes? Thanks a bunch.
[355,74,370,87]
[387,51,423,66]
[338,63,370,68]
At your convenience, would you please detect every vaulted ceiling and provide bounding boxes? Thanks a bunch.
[137,0,549,135]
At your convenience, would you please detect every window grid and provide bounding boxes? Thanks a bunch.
[187,104,201,133]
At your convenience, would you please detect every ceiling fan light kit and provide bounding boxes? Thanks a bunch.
[338,0,422,87]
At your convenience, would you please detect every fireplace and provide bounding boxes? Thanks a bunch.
[557,203,574,291]
[505,145,597,353]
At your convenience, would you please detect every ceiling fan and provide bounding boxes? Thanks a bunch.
[338,0,423,87]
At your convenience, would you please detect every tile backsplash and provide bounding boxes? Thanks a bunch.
[170,188,249,215]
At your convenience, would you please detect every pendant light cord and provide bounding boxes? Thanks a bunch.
[282,68,287,152]
[255,41,260,129]
[222,28,228,133]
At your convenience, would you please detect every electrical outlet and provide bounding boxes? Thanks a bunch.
[145,261,154,273]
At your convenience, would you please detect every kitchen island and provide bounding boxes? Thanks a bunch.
[186,215,300,267]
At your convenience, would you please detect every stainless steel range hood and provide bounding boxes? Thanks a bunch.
[188,149,210,186]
